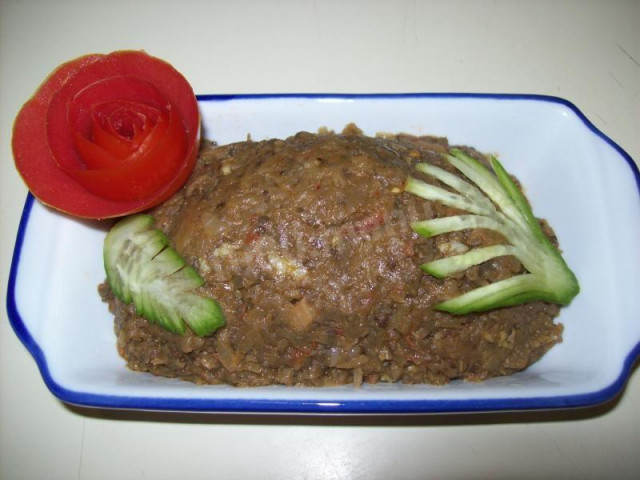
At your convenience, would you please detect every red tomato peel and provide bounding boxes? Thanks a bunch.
[85,102,158,160]
[90,104,155,157]
[71,131,123,169]
[12,50,200,219]
[66,107,188,202]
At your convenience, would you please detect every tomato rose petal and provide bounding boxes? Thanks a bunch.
[66,107,187,201]
[90,111,137,159]
[72,130,123,169]
[50,75,171,169]
[89,103,158,158]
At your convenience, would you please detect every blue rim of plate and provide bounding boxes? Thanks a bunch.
[6,92,640,414]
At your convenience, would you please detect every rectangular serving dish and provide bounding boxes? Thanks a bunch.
[7,93,640,414]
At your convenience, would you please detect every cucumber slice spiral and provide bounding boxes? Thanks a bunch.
[405,149,579,314]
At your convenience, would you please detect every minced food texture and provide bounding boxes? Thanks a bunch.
[100,124,563,387]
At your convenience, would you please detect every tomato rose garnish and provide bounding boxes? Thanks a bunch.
[12,50,200,219]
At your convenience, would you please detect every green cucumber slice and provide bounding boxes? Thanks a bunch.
[405,149,579,313]
[104,214,225,336]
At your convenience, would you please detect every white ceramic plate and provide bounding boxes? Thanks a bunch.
[7,94,640,414]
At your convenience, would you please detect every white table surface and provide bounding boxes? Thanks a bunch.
[1,1,639,478]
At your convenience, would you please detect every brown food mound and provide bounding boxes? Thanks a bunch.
[101,125,562,387]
